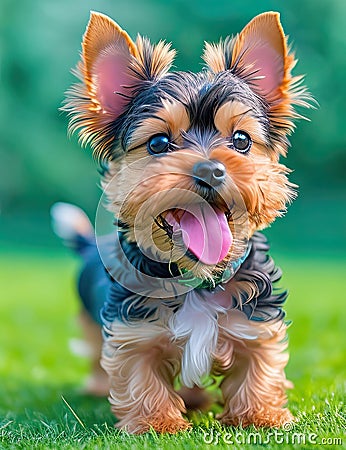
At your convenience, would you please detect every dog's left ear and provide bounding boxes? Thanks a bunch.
[231,12,291,102]
[204,12,292,103]
[203,12,310,155]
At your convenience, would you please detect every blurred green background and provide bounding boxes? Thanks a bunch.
[1,0,346,258]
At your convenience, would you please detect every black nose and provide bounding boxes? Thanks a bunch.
[192,160,226,188]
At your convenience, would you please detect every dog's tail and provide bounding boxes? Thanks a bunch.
[50,202,95,255]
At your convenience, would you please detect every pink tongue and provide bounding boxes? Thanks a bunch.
[179,204,232,265]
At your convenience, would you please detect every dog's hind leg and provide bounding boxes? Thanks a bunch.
[51,202,110,396]
[178,385,213,411]
[78,310,109,396]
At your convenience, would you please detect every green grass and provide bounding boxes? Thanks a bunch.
[0,252,345,449]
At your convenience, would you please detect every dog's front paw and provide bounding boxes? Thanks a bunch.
[218,407,295,428]
[117,414,191,434]
[147,414,191,434]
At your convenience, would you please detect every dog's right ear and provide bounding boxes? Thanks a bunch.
[82,11,138,120]
[63,12,138,160]
[63,12,175,161]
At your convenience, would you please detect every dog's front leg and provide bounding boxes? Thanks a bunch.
[101,320,190,434]
[214,313,294,428]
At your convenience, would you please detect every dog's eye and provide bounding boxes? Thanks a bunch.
[231,130,252,153]
[147,134,170,155]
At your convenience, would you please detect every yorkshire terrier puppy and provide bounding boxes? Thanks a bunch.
[52,11,310,433]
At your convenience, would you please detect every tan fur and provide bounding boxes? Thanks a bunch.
[133,36,176,80]
[214,312,293,427]
[101,319,190,434]
[214,101,268,148]
[104,147,252,279]
[100,310,293,432]
[129,100,190,150]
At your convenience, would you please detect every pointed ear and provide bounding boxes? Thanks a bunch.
[82,11,138,117]
[64,12,176,161]
[203,12,312,155]
[63,12,138,160]
[231,12,289,101]
[204,12,292,102]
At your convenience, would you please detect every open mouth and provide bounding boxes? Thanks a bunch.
[159,203,233,265]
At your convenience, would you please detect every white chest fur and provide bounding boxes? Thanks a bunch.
[169,290,226,387]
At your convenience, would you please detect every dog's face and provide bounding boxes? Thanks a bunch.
[65,12,309,279]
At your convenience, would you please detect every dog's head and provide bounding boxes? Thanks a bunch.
[64,11,310,280]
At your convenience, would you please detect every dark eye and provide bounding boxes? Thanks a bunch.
[147,134,170,155]
[231,130,252,153]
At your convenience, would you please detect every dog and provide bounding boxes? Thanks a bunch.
[52,11,311,433]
